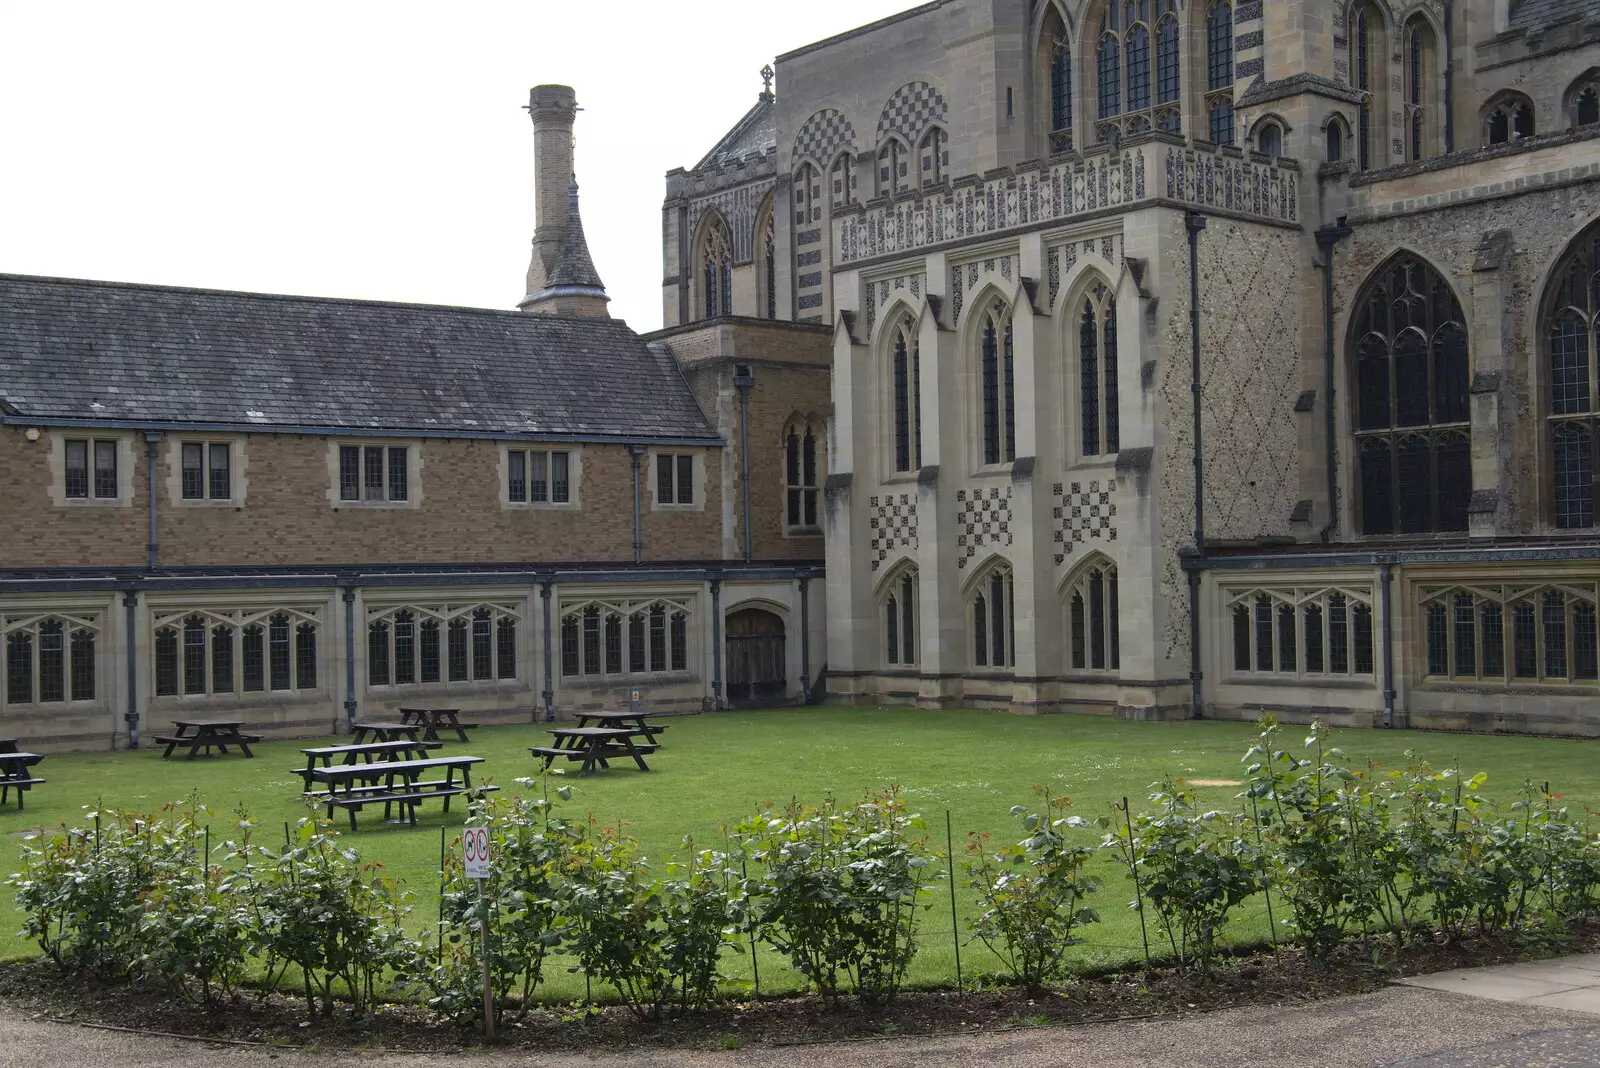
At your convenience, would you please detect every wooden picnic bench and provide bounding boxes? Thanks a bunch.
[291,739,440,790]
[398,707,478,744]
[310,755,496,830]
[0,751,44,810]
[153,719,262,759]
[530,727,654,776]
[350,721,429,744]
[574,710,669,746]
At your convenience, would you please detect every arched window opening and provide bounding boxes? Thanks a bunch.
[785,418,821,532]
[1206,1,1235,144]
[979,302,1016,466]
[3,615,99,707]
[1544,221,1600,528]
[1095,1,1180,141]
[1484,96,1535,145]
[1066,561,1120,672]
[877,139,909,196]
[1049,22,1073,152]
[919,127,947,185]
[1403,17,1437,160]
[891,317,923,473]
[1577,84,1600,127]
[971,565,1016,669]
[1351,4,1381,170]
[1078,281,1120,457]
[1228,588,1375,676]
[794,163,820,226]
[561,599,692,678]
[1326,115,1347,162]
[830,152,855,208]
[153,608,318,697]
[758,208,777,320]
[1257,120,1284,157]
[698,215,733,320]
[1352,256,1471,535]
[368,604,516,687]
[1421,585,1600,685]
[884,568,919,666]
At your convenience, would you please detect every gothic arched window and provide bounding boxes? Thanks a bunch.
[1403,16,1438,160]
[1256,120,1284,157]
[1422,585,1600,684]
[1351,256,1471,535]
[1206,1,1235,145]
[979,302,1016,466]
[1351,3,1383,170]
[3,615,98,707]
[830,151,854,208]
[794,163,820,226]
[760,209,777,319]
[1484,94,1535,145]
[1078,281,1120,457]
[698,215,733,320]
[784,417,821,532]
[877,139,909,196]
[1326,115,1347,163]
[884,567,918,666]
[891,317,922,473]
[919,127,947,185]
[1066,559,1120,672]
[1094,1,1180,141]
[1544,221,1600,528]
[971,564,1016,669]
[1049,21,1073,151]
[1578,84,1600,127]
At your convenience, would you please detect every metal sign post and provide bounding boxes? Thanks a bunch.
[463,826,493,1040]
[629,687,641,717]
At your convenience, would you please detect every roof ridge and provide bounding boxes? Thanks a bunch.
[692,93,777,172]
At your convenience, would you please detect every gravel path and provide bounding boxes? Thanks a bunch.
[1,985,1596,1068]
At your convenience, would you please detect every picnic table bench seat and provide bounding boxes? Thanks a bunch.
[309,755,492,830]
[0,751,45,810]
[321,784,499,827]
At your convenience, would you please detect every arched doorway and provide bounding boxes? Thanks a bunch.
[726,608,786,705]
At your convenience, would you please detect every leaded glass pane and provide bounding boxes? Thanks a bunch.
[580,609,599,677]
[70,629,95,701]
[1481,601,1505,677]
[269,614,291,691]
[1080,299,1100,456]
[1425,602,1449,675]
[1329,594,1350,673]
[1304,604,1324,673]
[1544,592,1569,678]
[448,618,469,681]
[154,629,176,697]
[1255,594,1273,670]
[1575,601,1599,680]
[1453,593,1476,677]
[1207,1,1233,91]
[473,609,493,680]
[982,318,1000,464]
[368,621,390,686]
[421,620,441,682]
[1512,602,1538,678]
[183,616,206,695]
[212,624,233,693]
[1098,36,1121,118]
[1126,25,1150,113]
[37,621,63,703]
[242,625,264,691]
[1156,17,1180,104]
[296,623,317,690]
[1354,604,1375,673]
[497,617,516,680]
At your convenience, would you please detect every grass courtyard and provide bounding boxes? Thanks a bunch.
[3,706,1598,1000]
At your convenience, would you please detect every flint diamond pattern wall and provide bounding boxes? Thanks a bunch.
[1052,480,1118,567]
[955,486,1012,568]
[794,109,858,167]
[868,493,918,571]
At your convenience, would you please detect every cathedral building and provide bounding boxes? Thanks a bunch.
[663,0,1600,735]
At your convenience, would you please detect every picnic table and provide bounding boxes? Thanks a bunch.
[153,719,262,759]
[0,751,44,810]
[291,739,440,789]
[0,738,19,755]
[350,721,429,744]
[574,710,669,747]
[530,727,654,776]
[397,707,478,744]
[310,755,496,830]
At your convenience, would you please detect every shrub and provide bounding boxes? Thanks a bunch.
[737,786,932,1005]
[964,789,1101,988]
[134,805,252,1003]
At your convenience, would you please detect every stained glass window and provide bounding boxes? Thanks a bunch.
[1543,222,1600,527]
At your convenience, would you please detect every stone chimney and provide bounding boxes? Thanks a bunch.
[519,84,610,317]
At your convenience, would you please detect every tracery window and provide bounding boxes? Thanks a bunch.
[891,317,923,473]
[1544,222,1600,528]
[877,139,909,196]
[1484,95,1535,145]
[560,598,692,678]
[918,127,947,185]
[1227,587,1376,677]
[1351,256,1471,536]
[830,152,855,209]
[1402,17,1437,160]
[784,418,821,532]
[883,567,918,666]
[1094,0,1181,142]
[366,604,517,687]
[1065,559,1120,672]
[1048,21,1073,152]
[1421,584,1600,685]
[1351,3,1382,170]
[3,613,98,707]
[971,564,1016,670]
[979,301,1016,466]
[1077,281,1120,457]
[153,608,317,698]
[698,215,733,319]
[1206,1,1235,145]
[1576,82,1600,128]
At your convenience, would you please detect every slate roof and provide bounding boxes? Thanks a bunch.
[0,274,719,442]
[693,93,776,171]
[1510,0,1600,28]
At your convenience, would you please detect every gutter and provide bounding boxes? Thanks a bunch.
[1186,210,1207,720]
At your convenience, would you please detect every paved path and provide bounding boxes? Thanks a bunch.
[1,984,1598,1068]
[1396,950,1600,1015]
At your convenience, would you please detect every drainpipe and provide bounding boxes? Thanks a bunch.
[799,575,812,703]
[1315,219,1353,542]
[1380,562,1397,729]
[123,590,139,749]
[1443,0,1455,153]
[342,587,358,733]
[540,580,555,722]
[733,365,755,563]
[710,577,724,711]
[143,432,161,569]
[1186,210,1207,720]
[629,445,646,564]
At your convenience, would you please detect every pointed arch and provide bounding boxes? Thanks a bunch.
[1086,0,1182,142]
[829,150,855,209]
[1401,11,1440,160]
[882,305,924,473]
[1568,70,1600,129]
[1323,111,1350,163]
[969,292,1017,467]
[1063,269,1120,459]
[693,209,734,321]
[876,558,920,667]
[754,194,777,320]
[1061,551,1120,672]
[1035,0,1076,153]
[965,555,1016,669]
[917,124,949,186]
[1482,90,1536,146]
[1247,112,1290,156]
[875,134,912,197]
[1540,216,1600,528]
[1348,0,1391,169]
[782,412,824,533]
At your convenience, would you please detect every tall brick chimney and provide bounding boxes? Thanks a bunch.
[519,84,610,317]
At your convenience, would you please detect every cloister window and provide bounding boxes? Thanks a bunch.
[1421,584,1600,685]
[3,614,97,706]
[699,215,734,319]
[883,567,918,666]
[154,609,317,697]
[877,139,909,196]
[918,127,947,185]
[1351,4,1382,170]
[971,564,1016,669]
[1206,1,1235,145]
[979,302,1016,466]
[1049,23,1073,152]
[891,317,922,473]
[1351,256,1471,536]
[367,604,516,687]
[1545,221,1600,528]
[1403,17,1437,160]
[1078,281,1120,457]
[1484,95,1535,145]
[560,599,692,678]
[784,418,821,532]
[1065,559,1120,671]
[1094,1,1181,141]
[1228,588,1376,677]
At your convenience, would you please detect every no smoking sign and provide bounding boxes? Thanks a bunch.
[463,826,490,879]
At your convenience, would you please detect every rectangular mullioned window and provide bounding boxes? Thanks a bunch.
[1227,587,1375,679]
[507,449,571,504]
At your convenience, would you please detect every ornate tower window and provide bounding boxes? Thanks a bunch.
[1094,1,1180,142]
[1077,281,1120,457]
[1049,23,1073,152]
[1350,3,1383,170]
[1544,220,1600,528]
[1065,559,1120,672]
[1402,16,1438,160]
[971,563,1015,670]
[883,567,918,666]
[698,215,733,320]
[1206,1,1235,145]
[891,316,923,473]
[979,301,1016,466]
[1351,256,1471,536]
[1484,95,1535,145]
[1577,82,1600,127]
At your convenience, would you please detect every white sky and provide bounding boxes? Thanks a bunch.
[0,0,913,333]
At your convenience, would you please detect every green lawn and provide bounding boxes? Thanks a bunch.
[4,707,1598,999]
